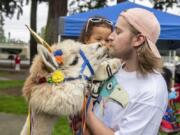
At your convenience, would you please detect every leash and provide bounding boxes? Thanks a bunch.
[71,95,92,135]
[27,105,32,135]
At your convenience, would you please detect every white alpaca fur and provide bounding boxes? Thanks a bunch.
[21,40,121,135]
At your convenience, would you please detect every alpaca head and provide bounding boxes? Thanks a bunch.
[38,40,108,80]
[25,40,109,116]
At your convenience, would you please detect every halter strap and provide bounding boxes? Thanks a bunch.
[65,49,95,81]
[79,49,95,77]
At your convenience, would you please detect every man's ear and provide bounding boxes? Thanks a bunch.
[37,45,59,71]
[133,34,145,47]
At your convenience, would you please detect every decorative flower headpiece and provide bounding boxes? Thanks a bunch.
[48,70,65,84]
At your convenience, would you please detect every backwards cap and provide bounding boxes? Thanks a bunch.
[120,8,161,58]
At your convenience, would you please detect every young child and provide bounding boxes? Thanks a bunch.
[70,16,113,135]
[79,16,113,44]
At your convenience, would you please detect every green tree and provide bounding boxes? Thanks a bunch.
[28,0,48,63]
[117,0,126,3]
[45,0,68,44]
[29,0,38,62]
[68,0,107,15]
[0,25,6,42]
[152,0,179,11]
[0,0,23,25]
[28,0,67,62]
[38,26,46,39]
[117,0,179,11]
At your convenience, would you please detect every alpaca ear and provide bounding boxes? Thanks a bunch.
[26,25,58,71]
[37,45,59,71]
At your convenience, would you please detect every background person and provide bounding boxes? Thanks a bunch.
[86,8,168,135]
[15,54,21,71]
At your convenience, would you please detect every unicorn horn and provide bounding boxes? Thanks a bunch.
[25,25,52,52]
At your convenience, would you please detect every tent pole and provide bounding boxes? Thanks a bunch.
[169,50,171,63]
[58,35,62,42]
[172,50,176,86]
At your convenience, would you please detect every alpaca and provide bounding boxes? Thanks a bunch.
[20,27,121,135]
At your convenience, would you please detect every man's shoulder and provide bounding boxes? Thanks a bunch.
[148,72,166,85]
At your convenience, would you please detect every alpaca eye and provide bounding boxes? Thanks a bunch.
[107,82,113,90]
[70,56,79,66]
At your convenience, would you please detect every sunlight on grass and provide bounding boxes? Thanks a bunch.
[0,95,27,114]
[0,80,24,90]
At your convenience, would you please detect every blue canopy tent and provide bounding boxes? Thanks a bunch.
[59,1,180,41]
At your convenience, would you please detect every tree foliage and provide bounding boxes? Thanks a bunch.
[38,26,46,39]
[0,0,23,25]
[68,0,107,15]
[152,0,179,11]
[117,0,180,11]
[29,0,38,63]
[117,0,126,3]
[29,0,48,63]
[0,25,6,42]
[45,0,67,44]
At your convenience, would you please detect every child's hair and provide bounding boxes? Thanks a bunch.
[79,16,113,43]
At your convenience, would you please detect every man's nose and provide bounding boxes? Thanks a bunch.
[108,31,115,41]
[100,40,105,45]
[99,40,111,49]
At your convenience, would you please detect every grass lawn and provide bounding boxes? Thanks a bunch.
[0,80,26,114]
[52,117,72,135]
[0,80,24,89]
[0,95,27,114]
[0,80,27,114]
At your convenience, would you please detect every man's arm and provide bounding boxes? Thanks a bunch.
[86,101,114,135]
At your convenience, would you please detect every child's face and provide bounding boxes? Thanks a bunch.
[85,26,112,44]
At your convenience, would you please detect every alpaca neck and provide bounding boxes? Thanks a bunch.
[31,111,58,135]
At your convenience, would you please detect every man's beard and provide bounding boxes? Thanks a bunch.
[107,48,115,58]
[108,47,133,60]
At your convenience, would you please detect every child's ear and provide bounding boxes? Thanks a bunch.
[84,37,89,44]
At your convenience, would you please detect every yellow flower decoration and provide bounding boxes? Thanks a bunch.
[51,70,65,83]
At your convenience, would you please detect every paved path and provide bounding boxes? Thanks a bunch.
[0,68,29,81]
[0,69,28,135]
[0,113,26,135]
[0,77,10,80]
